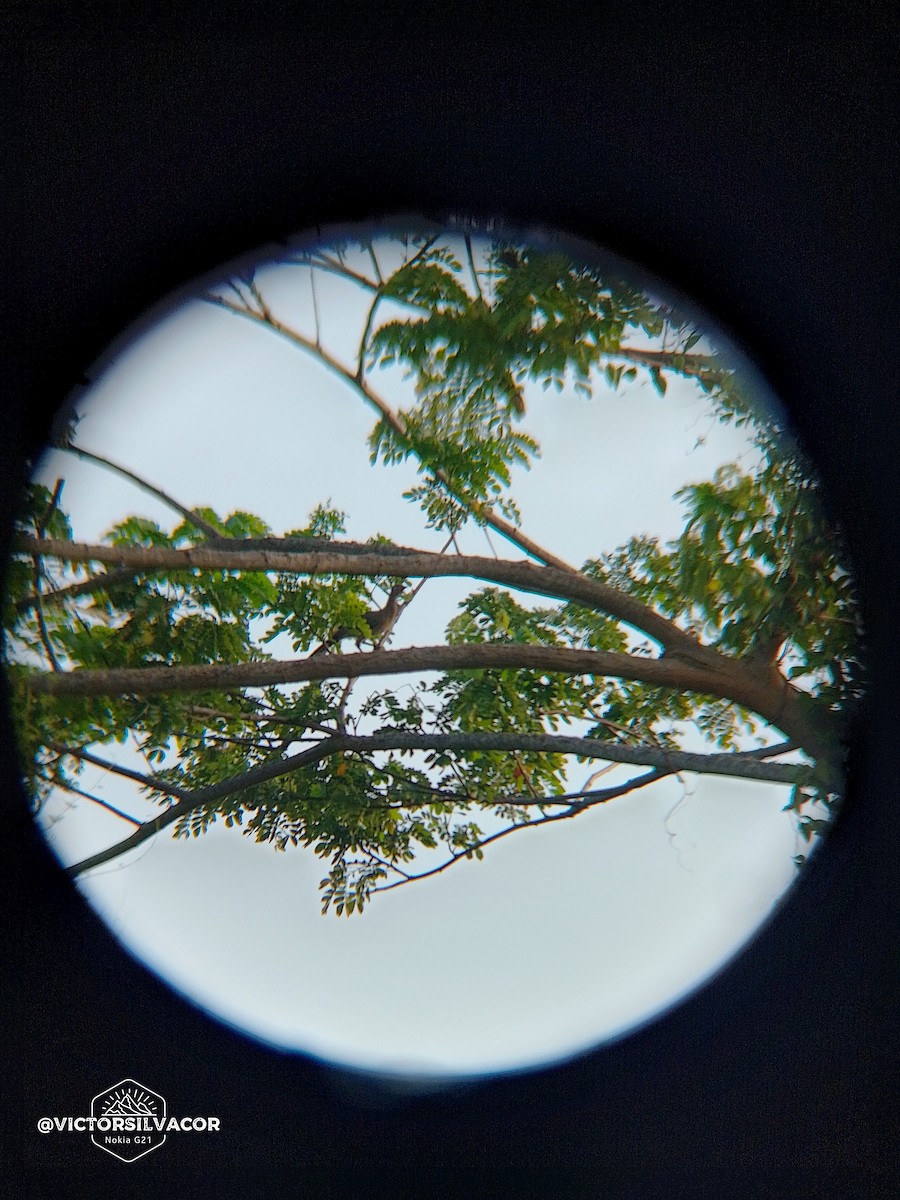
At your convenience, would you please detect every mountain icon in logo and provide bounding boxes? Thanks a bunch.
[91,1078,166,1162]
[100,1083,159,1117]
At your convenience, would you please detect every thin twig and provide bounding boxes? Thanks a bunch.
[30,479,66,671]
[187,703,337,738]
[464,235,484,304]
[308,252,378,291]
[245,277,273,322]
[61,444,224,539]
[374,768,668,893]
[309,267,322,349]
[367,243,384,286]
[51,778,143,826]
[47,741,192,801]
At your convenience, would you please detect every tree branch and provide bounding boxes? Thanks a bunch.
[22,641,715,697]
[50,777,143,826]
[60,444,224,539]
[302,252,379,292]
[26,634,839,772]
[31,570,61,671]
[28,478,65,668]
[65,737,346,877]
[611,346,722,376]
[366,242,384,286]
[17,535,701,654]
[204,290,575,571]
[63,731,814,880]
[47,741,193,800]
[16,565,148,615]
[464,235,484,304]
[374,768,671,893]
[18,534,842,765]
[356,278,384,383]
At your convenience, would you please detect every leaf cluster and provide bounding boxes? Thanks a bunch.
[365,242,741,535]
[4,234,865,913]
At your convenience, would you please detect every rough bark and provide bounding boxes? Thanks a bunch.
[16,538,845,778]
[24,639,840,777]
[16,535,703,654]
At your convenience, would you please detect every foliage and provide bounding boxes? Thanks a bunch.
[3,229,861,915]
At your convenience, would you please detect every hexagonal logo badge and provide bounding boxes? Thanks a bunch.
[91,1078,167,1162]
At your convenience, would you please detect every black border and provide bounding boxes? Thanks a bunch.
[5,17,898,1198]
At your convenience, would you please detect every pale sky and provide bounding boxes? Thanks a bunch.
[25,231,809,1080]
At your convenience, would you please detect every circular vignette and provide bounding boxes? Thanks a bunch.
[6,215,863,1082]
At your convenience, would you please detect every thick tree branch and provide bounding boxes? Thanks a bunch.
[351,732,809,783]
[16,536,700,654]
[611,346,722,376]
[21,641,720,698]
[29,633,834,767]
[19,534,843,767]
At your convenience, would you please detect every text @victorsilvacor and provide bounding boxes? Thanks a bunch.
[37,1115,220,1133]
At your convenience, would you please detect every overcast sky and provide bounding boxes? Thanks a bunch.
[26,231,808,1080]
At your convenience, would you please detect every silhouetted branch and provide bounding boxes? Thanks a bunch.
[374,767,670,893]
[62,728,815,880]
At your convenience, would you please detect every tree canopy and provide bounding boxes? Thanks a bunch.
[4,228,862,917]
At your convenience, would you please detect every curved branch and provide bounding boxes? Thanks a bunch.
[611,346,721,376]
[26,636,838,772]
[21,641,719,696]
[61,444,224,539]
[464,235,484,304]
[374,768,672,893]
[204,292,575,571]
[356,279,384,382]
[63,732,812,879]
[356,238,441,371]
[19,533,841,762]
[17,535,701,654]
